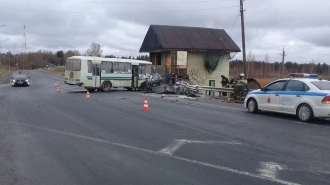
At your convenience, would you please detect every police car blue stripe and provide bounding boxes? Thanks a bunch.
[248,91,328,96]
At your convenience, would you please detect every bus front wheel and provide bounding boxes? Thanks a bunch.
[101,81,111,92]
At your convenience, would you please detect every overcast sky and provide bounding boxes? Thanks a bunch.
[0,0,329,63]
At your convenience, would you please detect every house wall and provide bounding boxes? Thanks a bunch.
[150,52,172,76]
[187,52,230,89]
[149,51,231,93]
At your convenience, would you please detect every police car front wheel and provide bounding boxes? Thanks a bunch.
[247,98,258,113]
[297,104,313,122]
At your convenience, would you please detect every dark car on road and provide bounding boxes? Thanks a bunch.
[11,73,30,87]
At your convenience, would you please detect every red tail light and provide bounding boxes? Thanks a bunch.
[321,96,330,104]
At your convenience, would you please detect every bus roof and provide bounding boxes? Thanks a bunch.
[67,56,151,64]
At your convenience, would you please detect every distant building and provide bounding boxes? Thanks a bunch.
[139,25,240,87]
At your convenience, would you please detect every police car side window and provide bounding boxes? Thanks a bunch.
[285,80,305,91]
[266,81,286,91]
[304,84,310,91]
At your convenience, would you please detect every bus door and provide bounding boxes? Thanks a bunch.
[92,63,101,88]
[132,65,139,88]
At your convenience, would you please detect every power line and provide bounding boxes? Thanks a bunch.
[228,14,239,35]
[0,5,239,15]
[257,46,284,50]
[287,53,330,56]
[12,0,237,4]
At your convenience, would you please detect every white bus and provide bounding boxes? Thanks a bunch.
[64,56,152,92]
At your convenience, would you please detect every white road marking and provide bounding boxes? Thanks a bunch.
[159,139,186,156]
[158,139,241,156]
[9,121,300,185]
[258,162,286,179]
[286,167,330,175]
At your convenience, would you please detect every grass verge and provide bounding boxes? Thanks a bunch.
[46,67,65,77]
[0,67,11,83]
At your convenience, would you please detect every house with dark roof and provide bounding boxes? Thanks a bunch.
[139,25,240,88]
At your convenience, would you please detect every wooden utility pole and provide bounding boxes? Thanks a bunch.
[280,46,286,78]
[240,0,247,77]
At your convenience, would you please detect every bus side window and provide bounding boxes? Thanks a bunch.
[125,63,131,74]
[101,61,113,74]
[88,60,92,73]
[109,62,113,73]
[139,64,146,74]
[114,62,125,73]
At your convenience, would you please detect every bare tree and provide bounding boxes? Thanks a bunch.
[264,52,269,78]
[85,42,103,57]
[65,50,80,59]
[246,50,255,77]
[72,50,81,56]
[311,59,314,74]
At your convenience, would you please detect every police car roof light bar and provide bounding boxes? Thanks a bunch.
[289,73,318,78]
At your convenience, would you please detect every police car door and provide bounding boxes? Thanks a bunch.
[279,80,305,113]
[259,80,287,111]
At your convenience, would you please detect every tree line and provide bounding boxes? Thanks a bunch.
[104,55,150,61]
[0,49,80,70]
[229,59,330,78]
[0,42,149,70]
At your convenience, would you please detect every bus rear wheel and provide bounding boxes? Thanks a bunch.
[101,81,111,92]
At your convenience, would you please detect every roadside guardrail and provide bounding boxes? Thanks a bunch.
[199,86,234,98]
[199,86,254,99]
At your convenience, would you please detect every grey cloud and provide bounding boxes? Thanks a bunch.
[0,0,329,63]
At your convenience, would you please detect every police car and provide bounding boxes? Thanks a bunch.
[244,73,330,122]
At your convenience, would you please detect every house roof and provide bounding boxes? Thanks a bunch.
[139,25,241,53]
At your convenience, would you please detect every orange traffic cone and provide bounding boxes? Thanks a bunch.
[85,90,91,100]
[142,97,150,111]
[54,82,57,87]
[57,86,61,93]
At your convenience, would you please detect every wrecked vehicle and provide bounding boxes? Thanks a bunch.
[139,74,200,96]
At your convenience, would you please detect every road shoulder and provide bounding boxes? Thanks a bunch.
[0,68,11,84]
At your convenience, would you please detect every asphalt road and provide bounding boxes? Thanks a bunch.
[1,70,330,185]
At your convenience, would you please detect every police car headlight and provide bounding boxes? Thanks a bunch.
[12,80,16,82]
[25,79,29,82]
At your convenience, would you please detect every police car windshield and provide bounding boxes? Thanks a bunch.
[310,81,330,90]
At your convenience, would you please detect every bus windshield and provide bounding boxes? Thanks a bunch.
[139,64,151,75]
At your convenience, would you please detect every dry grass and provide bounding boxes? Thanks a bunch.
[46,67,65,76]
[0,67,11,83]
[0,67,9,78]
[0,68,7,78]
